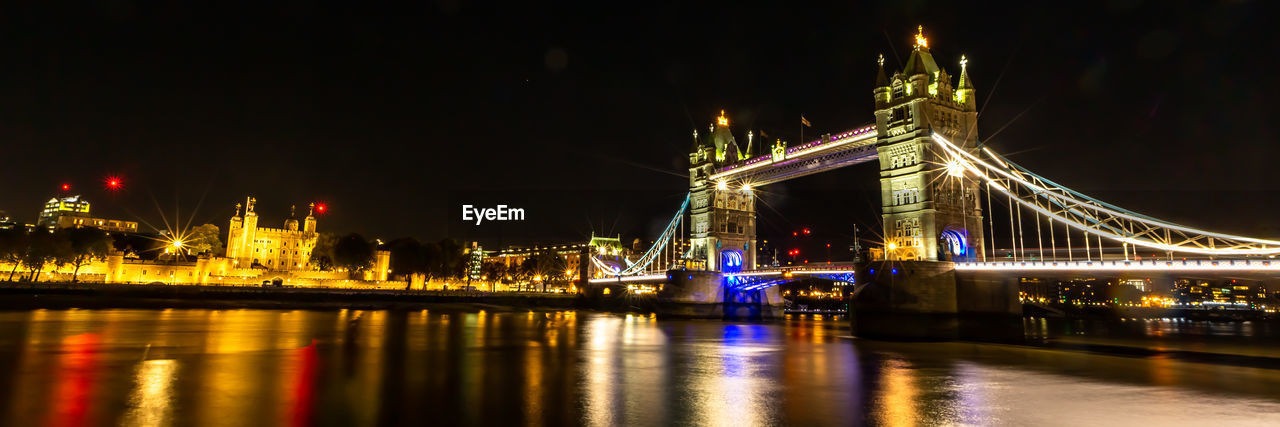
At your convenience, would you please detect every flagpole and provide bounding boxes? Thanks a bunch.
[800,113,803,145]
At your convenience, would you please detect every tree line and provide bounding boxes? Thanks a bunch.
[0,227,113,282]
[0,225,579,292]
[381,237,571,292]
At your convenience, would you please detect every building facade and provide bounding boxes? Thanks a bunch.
[688,111,757,272]
[225,197,318,270]
[37,195,138,233]
[874,27,985,261]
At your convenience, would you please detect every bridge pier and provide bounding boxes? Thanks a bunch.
[852,261,1021,341]
[657,270,784,320]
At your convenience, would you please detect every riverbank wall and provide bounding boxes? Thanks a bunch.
[0,282,578,311]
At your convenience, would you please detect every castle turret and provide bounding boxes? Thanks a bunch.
[303,203,317,233]
[234,197,259,265]
[284,205,300,231]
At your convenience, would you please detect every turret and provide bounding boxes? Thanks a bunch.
[229,202,243,230]
[243,196,258,231]
[955,55,976,111]
[874,53,891,107]
[708,110,743,164]
[284,205,300,231]
[303,203,317,233]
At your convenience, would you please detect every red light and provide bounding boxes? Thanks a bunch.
[61,184,71,191]
[803,228,811,235]
[315,203,328,213]
[792,232,798,237]
[105,176,123,191]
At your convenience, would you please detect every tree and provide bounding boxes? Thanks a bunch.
[113,233,164,260]
[187,224,223,255]
[519,258,537,292]
[435,238,466,280]
[386,237,427,280]
[532,251,566,292]
[333,233,374,273]
[508,262,528,292]
[0,228,29,281]
[481,261,506,292]
[22,231,71,282]
[62,227,111,283]
[310,232,339,270]
[421,240,443,281]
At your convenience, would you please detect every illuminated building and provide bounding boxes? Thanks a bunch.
[874,26,984,261]
[1,195,392,287]
[1174,278,1268,309]
[486,235,633,282]
[688,110,758,272]
[0,210,15,230]
[466,241,487,283]
[37,195,139,233]
[226,197,318,270]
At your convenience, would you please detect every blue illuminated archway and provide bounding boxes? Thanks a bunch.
[720,249,744,273]
[940,227,968,259]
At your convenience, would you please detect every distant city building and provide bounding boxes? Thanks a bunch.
[485,235,633,282]
[226,197,319,271]
[0,210,14,230]
[466,241,487,284]
[1174,279,1268,309]
[37,195,138,233]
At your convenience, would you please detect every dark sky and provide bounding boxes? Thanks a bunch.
[3,1,1277,251]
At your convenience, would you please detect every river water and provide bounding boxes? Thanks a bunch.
[1,309,1278,426]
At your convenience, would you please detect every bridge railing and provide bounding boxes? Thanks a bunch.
[932,133,1280,259]
[957,259,1280,270]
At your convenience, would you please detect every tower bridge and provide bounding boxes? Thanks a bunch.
[581,27,1280,338]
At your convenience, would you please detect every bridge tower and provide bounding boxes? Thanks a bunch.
[689,111,756,272]
[874,27,984,262]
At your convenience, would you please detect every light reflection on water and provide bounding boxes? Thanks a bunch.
[0,310,1279,425]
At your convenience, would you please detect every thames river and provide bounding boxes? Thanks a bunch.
[1,309,1279,426]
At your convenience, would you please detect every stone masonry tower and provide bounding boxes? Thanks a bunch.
[874,27,984,261]
[688,111,756,272]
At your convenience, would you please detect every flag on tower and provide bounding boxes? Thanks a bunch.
[801,116,812,127]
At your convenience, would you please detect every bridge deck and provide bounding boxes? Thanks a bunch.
[957,259,1280,272]
[709,125,877,186]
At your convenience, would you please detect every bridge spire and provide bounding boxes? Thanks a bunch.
[875,53,889,88]
[956,55,976,109]
[902,26,939,77]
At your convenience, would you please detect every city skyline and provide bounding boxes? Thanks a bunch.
[3,2,1277,245]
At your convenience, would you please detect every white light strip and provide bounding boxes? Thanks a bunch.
[710,129,876,181]
[588,273,668,284]
[932,134,1280,255]
[956,260,1280,272]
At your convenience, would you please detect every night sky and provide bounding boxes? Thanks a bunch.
[3,1,1277,253]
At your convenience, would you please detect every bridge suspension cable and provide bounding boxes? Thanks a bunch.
[934,133,1280,256]
[589,193,690,276]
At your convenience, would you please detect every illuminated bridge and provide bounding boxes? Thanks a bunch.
[579,28,1280,335]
